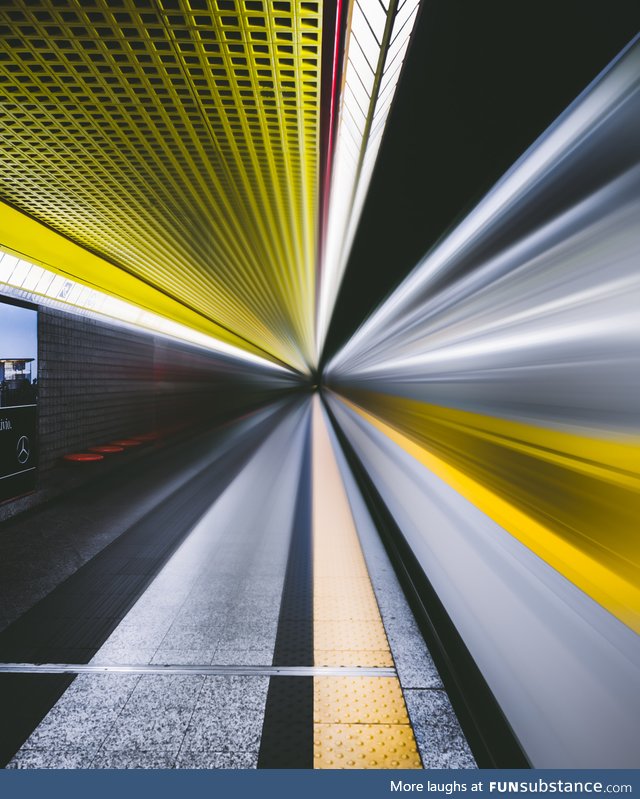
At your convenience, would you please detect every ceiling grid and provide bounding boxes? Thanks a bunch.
[0,0,321,370]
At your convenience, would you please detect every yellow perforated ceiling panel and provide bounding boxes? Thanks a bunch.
[0,0,321,371]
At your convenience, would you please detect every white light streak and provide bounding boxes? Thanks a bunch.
[0,252,292,375]
[316,0,422,362]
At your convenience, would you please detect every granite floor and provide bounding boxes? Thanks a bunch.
[2,396,475,770]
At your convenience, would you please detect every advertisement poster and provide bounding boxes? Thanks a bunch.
[0,299,38,504]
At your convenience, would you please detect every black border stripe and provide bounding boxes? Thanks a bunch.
[258,413,314,768]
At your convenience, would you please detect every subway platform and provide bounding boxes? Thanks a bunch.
[0,396,475,770]
[1,0,639,774]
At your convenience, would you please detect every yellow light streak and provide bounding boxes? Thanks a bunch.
[341,392,640,633]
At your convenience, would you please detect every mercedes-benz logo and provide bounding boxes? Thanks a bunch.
[16,435,30,465]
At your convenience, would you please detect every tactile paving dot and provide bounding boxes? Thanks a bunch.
[314,620,390,651]
[314,649,394,668]
[314,677,409,725]
[313,724,422,769]
[313,595,381,622]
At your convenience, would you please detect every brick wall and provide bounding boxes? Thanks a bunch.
[37,308,156,470]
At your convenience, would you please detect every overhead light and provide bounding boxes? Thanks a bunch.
[317,0,422,361]
[0,251,294,375]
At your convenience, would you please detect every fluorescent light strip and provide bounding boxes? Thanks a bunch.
[0,251,292,375]
[316,0,422,361]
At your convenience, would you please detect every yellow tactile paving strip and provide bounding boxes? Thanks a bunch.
[313,723,421,769]
[311,397,421,769]
[313,650,393,668]
[314,678,410,725]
